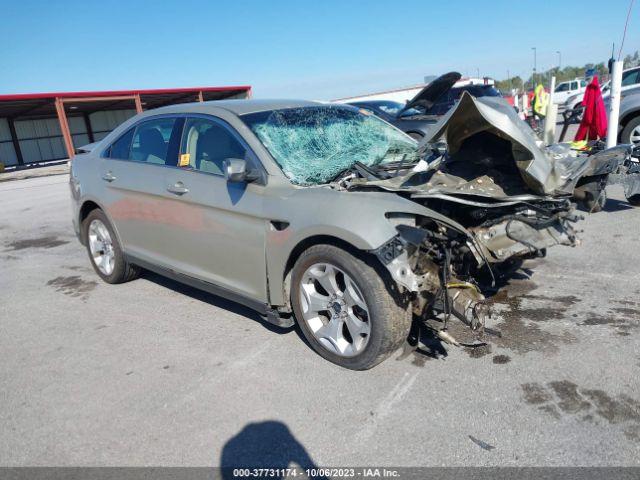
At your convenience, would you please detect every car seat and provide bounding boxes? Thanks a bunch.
[195,125,245,175]
[137,128,167,164]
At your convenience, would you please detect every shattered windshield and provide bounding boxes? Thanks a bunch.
[242,105,419,185]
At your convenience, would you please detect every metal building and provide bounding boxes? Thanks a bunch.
[0,85,251,168]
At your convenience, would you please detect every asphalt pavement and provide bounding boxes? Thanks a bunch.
[1,174,639,467]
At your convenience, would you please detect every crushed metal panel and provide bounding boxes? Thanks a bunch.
[422,92,556,194]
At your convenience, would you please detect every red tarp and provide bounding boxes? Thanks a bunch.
[574,76,608,141]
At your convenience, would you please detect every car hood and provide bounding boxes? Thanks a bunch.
[350,91,630,200]
[398,71,461,116]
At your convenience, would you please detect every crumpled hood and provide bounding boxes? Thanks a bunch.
[419,92,630,196]
[422,92,562,195]
[346,90,632,202]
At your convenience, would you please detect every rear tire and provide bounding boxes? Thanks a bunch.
[290,244,411,370]
[82,209,140,284]
[628,195,640,207]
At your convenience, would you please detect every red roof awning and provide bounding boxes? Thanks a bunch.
[0,85,252,118]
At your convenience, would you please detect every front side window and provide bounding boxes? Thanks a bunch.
[571,81,579,90]
[181,118,247,175]
[129,118,177,165]
[242,106,417,185]
[555,83,569,92]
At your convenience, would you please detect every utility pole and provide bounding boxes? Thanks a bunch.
[556,50,561,71]
[531,47,537,88]
[607,60,624,148]
[476,67,480,79]
[507,69,510,91]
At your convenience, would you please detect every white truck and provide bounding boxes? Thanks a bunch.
[553,78,587,106]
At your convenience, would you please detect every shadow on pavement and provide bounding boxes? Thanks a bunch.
[141,271,294,334]
[601,198,635,213]
[220,421,327,479]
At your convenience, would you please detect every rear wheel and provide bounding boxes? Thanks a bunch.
[290,245,411,370]
[82,209,140,284]
[628,195,640,207]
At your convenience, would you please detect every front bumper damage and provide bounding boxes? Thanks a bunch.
[371,209,579,346]
[608,145,640,200]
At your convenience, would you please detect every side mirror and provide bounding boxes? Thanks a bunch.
[223,158,248,183]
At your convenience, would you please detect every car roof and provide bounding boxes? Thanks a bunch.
[150,98,322,116]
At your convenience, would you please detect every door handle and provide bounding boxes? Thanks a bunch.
[101,172,116,182]
[167,182,189,195]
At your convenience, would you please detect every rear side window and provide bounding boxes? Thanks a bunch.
[130,118,177,165]
[108,128,134,159]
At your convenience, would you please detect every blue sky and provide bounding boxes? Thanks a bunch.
[1,0,638,99]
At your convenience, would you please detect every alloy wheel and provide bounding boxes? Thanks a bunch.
[630,125,640,145]
[88,219,115,276]
[299,263,371,357]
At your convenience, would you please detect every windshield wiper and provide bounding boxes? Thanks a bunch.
[330,161,383,183]
[353,161,383,180]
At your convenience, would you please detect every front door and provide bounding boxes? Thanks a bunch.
[161,116,268,302]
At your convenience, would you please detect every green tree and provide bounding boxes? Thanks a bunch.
[498,50,637,92]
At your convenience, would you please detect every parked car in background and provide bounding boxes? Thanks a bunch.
[346,72,504,139]
[554,78,587,105]
[618,85,640,145]
[563,66,640,112]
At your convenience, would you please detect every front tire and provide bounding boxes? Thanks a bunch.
[82,209,140,284]
[290,245,411,370]
[574,176,607,213]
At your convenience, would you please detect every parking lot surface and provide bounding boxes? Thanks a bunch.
[1,173,639,467]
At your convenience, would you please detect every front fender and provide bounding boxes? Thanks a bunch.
[263,187,469,306]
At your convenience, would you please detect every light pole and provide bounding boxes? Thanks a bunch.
[556,50,561,71]
[532,47,537,88]
[476,67,480,79]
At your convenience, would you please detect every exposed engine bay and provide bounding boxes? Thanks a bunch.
[327,91,635,346]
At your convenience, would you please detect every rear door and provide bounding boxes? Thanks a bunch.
[98,116,184,267]
[161,115,268,302]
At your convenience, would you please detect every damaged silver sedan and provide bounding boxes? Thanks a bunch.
[70,94,632,370]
